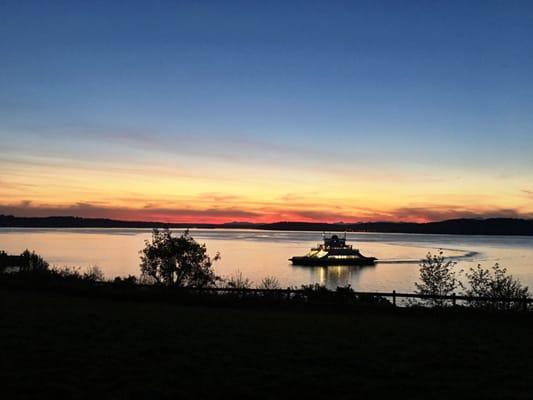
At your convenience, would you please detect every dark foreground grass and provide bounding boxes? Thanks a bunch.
[1,288,533,399]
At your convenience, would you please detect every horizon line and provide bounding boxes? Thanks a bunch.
[1,214,532,226]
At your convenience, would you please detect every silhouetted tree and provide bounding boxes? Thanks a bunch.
[464,263,529,310]
[83,265,105,282]
[19,249,49,273]
[140,229,220,287]
[225,270,252,289]
[415,252,460,306]
[257,276,280,290]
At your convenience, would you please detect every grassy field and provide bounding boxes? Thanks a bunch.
[1,288,533,399]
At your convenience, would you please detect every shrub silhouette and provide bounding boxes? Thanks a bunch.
[225,270,253,289]
[140,228,220,287]
[415,251,461,306]
[257,276,280,290]
[113,275,138,286]
[83,265,105,282]
[464,263,530,310]
[50,266,83,281]
[19,249,49,273]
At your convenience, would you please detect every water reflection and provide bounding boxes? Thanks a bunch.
[292,264,376,289]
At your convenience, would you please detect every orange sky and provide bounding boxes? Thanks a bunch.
[1,136,532,223]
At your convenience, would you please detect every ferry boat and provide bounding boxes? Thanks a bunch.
[290,233,377,266]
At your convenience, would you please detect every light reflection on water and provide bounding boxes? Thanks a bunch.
[1,228,532,292]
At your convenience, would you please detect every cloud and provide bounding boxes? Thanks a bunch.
[0,179,38,190]
[279,192,321,202]
[1,201,532,224]
[0,201,262,223]
[280,209,379,222]
[391,206,533,223]
[198,193,243,202]
[89,130,294,166]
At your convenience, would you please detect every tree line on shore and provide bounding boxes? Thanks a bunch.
[2,214,533,235]
[1,228,530,310]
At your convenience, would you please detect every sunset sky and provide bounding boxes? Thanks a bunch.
[1,1,532,223]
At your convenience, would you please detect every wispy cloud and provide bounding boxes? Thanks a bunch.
[391,205,533,222]
[198,192,243,202]
[0,178,38,190]
[0,201,261,223]
[2,201,532,223]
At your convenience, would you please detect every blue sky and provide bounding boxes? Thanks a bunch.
[1,1,532,222]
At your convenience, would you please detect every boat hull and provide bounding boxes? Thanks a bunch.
[289,256,377,266]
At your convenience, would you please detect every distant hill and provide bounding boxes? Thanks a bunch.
[260,219,533,235]
[0,215,217,229]
[1,215,532,235]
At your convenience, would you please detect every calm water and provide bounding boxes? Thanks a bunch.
[1,228,533,292]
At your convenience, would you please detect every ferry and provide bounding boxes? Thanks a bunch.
[290,233,377,266]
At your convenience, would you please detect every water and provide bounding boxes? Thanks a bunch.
[1,228,532,292]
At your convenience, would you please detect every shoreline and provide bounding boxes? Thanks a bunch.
[1,215,533,236]
[1,226,533,238]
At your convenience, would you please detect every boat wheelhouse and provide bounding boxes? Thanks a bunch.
[289,233,377,266]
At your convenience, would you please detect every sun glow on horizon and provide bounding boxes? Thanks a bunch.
[1,140,532,223]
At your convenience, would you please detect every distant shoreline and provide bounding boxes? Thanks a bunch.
[1,215,532,236]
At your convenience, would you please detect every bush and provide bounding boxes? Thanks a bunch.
[113,275,138,286]
[464,263,530,310]
[83,265,105,282]
[225,270,253,289]
[300,283,329,293]
[50,266,83,281]
[298,283,331,302]
[257,276,281,290]
[414,251,461,306]
[19,249,49,273]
